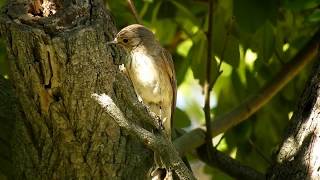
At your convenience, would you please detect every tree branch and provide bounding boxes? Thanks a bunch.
[92,71,196,180]
[267,55,320,179]
[127,0,142,24]
[197,145,265,180]
[174,28,320,155]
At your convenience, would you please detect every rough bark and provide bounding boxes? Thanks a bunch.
[0,0,153,179]
[267,60,320,179]
[0,77,18,179]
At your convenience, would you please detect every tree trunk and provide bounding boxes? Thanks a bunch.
[0,76,18,178]
[0,0,153,179]
[267,60,320,179]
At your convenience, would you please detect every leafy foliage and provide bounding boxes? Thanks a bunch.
[0,0,318,178]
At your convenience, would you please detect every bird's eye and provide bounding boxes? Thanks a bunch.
[123,39,129,43]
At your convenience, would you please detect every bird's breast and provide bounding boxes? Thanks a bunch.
[127,51,162,101]
[130,52,158,85]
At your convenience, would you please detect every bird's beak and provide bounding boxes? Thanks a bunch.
[106,38,118,45]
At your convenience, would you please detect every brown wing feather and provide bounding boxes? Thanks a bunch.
[161,48,177,123]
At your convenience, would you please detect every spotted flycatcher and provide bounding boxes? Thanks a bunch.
[108,24,177,179]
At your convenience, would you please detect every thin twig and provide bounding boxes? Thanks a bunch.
[203,0,217,164]
[203,0,215,145]
[127,0,142,24]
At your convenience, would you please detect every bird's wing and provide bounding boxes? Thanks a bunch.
[160,48,177,121]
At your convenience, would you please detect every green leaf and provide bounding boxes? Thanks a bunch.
[254,21,275,62]
[254,108,283,149]
[223,35,240,68]
[231,70,246,100]
[170,0,200,26]
[153,19,177,45]
[212,7,227,53]
[225,120,253,146]
[233,0,278,33]
[307,9,320,23]
[188,31,207,85]
[151,1,162,24]
[157,0,176,19]
[174,54,189,86]
[173,108,191,128]
[203,165,234,180]
[281,80,296,101]
[214,79,239,116]
[245,68,260,92]
[211,6,239,68]
[108,1,136,27]
[284,0,320,11]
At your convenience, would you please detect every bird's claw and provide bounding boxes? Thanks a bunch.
[118,64,128,74]
[151,168,173,180]
[151,168,166,180]
[157,117,165,131]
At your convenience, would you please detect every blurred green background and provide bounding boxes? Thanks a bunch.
[106,0,319,179]
[1,0,319,179]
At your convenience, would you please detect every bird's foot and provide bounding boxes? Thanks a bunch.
[119,64,128,75]
[151,168,173,180]
[157,117,165,131]
[151,168,166,180]
[164,168,173,180]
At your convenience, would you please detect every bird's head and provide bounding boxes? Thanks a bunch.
[107,24,155,51]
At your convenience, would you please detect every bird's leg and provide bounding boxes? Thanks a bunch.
[151,104,175,180]
[158,106,165,131]
[146,103,164,131]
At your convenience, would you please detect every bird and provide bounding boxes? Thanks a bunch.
[108,24,177,179]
